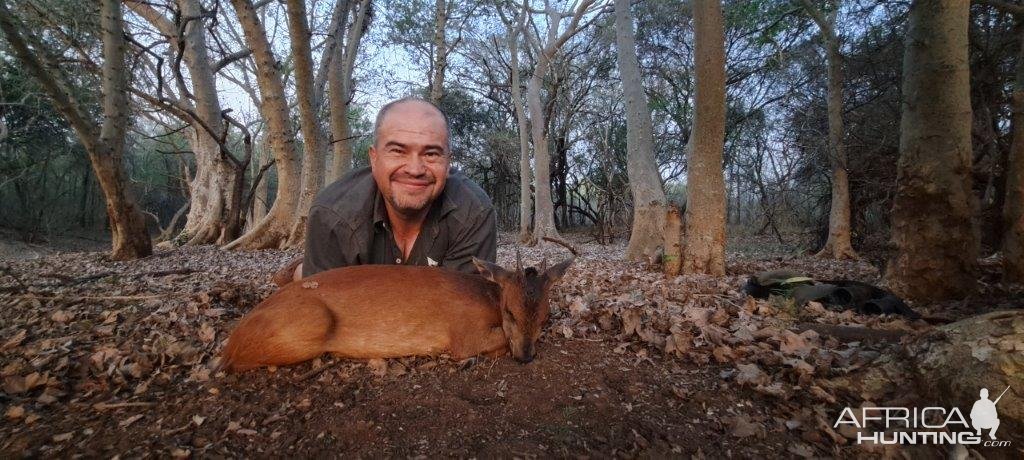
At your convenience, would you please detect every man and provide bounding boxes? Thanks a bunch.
[970,387,1001,440]
[290,97,496,281]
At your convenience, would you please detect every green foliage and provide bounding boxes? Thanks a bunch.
[0,44,104,240]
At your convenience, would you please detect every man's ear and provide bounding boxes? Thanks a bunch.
[543,257,574,287]
[368,144,377,164]
[472,257,508,283]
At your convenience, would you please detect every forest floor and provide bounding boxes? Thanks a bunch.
[0,232,1021,458]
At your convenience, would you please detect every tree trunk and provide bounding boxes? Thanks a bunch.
[328,0,370,183]
[250,140,271,229]
[286,0,325,247]
[178,0,237,246]
[519,1,598,243]
[0,0,151,259]
[125,0,238,246]
[682,0,727,276]
[800,1,858,260]
[663,206,682,276]
[1003,27,1024,284]
[528,70,560,242]
[95,0,152,259]
[430,0,448,104]
[884,0,977,301]
[224,0,301,250]
[616,0,668,262]
[507,22,533,243]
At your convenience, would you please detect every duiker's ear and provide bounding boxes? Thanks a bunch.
[472,257,509,283]
[543,257,574,286]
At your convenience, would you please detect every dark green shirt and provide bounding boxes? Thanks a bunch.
[302,167,497,277]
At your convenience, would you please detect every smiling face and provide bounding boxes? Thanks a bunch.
[369,100,450,218]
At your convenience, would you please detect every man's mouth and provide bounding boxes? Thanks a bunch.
[393,179,433,191]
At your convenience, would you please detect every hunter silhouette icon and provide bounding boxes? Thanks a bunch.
[970,386,1010,440]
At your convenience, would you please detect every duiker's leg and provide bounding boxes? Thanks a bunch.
[221,302,335,372]
[452,326,508,360]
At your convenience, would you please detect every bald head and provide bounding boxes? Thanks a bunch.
[373,97,451,151]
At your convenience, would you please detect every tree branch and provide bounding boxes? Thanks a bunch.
[975,0,1024,15]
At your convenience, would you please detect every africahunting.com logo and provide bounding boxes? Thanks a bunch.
[834,386,1012,447]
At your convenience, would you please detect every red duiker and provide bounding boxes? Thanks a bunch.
[220,254,573,372]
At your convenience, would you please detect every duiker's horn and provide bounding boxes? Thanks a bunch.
[515,249,523,272]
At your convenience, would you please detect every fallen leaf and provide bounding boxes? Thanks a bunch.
[788,443,815,458]
[735,363,770,387]
[198,323,216,344]
[620,309,643,337]
[119,414,144,428]
[3,375,26,394]
[50,310,71,323]
[730,415,762,438]
[780,330,818,357]
[2,330,27,351]
[5,405,25,420]
[367,359,387,377]
[567,297,588,317]
[52,432,73,442]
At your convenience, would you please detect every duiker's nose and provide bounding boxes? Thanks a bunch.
[516,344,535,363]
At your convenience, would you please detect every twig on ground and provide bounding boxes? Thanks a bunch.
[541,236,580,257]
[298,360,340,381]
[39,268,198,286]
[93,401,156,410]
[17,293,163,302]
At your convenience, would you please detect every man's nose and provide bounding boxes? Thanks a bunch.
[403,154,427,176]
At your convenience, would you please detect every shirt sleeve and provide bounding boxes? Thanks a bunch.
[442,207,497,274]
[302,205,346,277]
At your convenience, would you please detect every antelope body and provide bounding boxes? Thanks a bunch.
[221,257,572,372]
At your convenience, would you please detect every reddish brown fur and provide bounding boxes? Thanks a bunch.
[270,256,304,287]
[222,265,512,372]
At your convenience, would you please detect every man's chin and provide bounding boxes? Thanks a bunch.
[388,194,431,216]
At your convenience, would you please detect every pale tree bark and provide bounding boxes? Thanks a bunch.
[0,0,151,259]
[799,0,858,260]
[285,0,325,247]
[521,0,600,244]
[498,5,533,243]
[328,0,371,183]
[682,0,727,276]
[615,0,668,262]
[223,0,302,250]
[430,0,448,104]
[125,0,249,246]
[884,0,977,301]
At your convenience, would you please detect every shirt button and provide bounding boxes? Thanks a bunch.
[396,258,402,263]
